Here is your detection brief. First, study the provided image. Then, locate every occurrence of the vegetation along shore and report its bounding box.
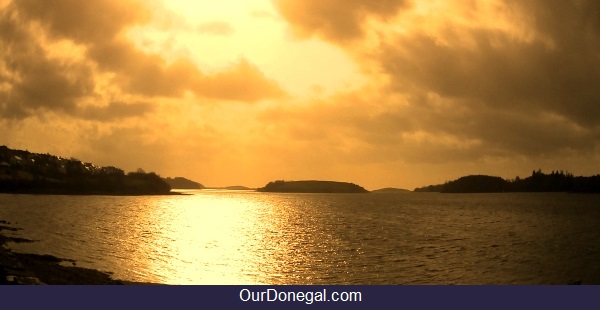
[0,145,173,195]
[414,170,600,193]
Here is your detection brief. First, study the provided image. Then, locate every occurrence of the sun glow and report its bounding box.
[124,0,366,98]
[141,191,276,284]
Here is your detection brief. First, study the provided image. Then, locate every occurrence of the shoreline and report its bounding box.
[0,220,157,285]
[0,191,184,196]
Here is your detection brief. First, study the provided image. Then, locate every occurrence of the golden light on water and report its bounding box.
[138,191,280,284]
[3,192,600,284]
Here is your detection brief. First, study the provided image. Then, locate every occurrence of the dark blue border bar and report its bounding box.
[0,285,597,310]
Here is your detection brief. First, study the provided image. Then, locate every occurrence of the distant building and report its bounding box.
[10,156,22,165]
[0,162,10,175]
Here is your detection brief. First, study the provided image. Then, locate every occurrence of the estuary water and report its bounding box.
[0,191,599,284]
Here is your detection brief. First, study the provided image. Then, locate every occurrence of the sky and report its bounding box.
[1,0,599,190]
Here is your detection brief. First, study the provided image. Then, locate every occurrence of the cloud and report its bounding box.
[272,0,411,43]
[0,7,94,118]
[89,38,284,101]
[256,81,600,172]
[197,21,235,36]
[13,0,151,44]
[196,59,286,102]
[0,0,285,121]
[78,101,155,122]
[272,0,600,167]
[370,0,600,159]
[87,38,199,97]
[379,26,600,127]
[3,0,600,190]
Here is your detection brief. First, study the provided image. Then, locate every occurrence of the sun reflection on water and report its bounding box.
[5,192,600,284]
[138,191,278,284]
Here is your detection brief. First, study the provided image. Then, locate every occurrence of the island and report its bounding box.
[203,185,254,190]
[414,170,600,193]
[223,186,253,190]
[371,187,411,193]
[257,180,369,193]
[0,145,171,195]
[162,177,204,189]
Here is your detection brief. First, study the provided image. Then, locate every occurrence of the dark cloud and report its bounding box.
[258,80,600,168]
[13,0,150,44]
[0,1,150,119]
[0,7,149,121]
[88,38,199,97]
[0,8,94,118]
[273,0,411,43]
[273,0,600,163]
[515,0,600,49]
[380,25,600,128]
[78,101,155,122]
[369,0,600,162]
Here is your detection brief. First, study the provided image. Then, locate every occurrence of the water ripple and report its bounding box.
[1,192,600,284]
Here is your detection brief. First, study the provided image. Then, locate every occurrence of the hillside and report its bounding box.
[371,187,411,193]
[163,177,203,189]
[224,186,253,190]
[414,170,600,193]
[257,180,369,193]
[0,145,171,195]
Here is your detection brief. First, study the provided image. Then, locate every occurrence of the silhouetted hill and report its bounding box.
[371,187,411,193]
[442,175,509,193]
[163,177,203,189]
[413,184,445,193]
[414,170,600,193]
[224,186,253,190]
[0,145,171,195]
[257,180,369,193]
[203,186,254,190]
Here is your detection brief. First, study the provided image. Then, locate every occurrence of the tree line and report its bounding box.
[414,170,600,193]
[0,145,171,195]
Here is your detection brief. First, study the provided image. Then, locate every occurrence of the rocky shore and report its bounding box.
[0,219,147,285]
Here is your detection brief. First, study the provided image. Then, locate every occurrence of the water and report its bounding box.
[0,191,599,284]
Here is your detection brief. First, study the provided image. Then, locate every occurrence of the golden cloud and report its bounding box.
[273,0,411,43]
[0,0,285,121]
[272,0,600,162]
